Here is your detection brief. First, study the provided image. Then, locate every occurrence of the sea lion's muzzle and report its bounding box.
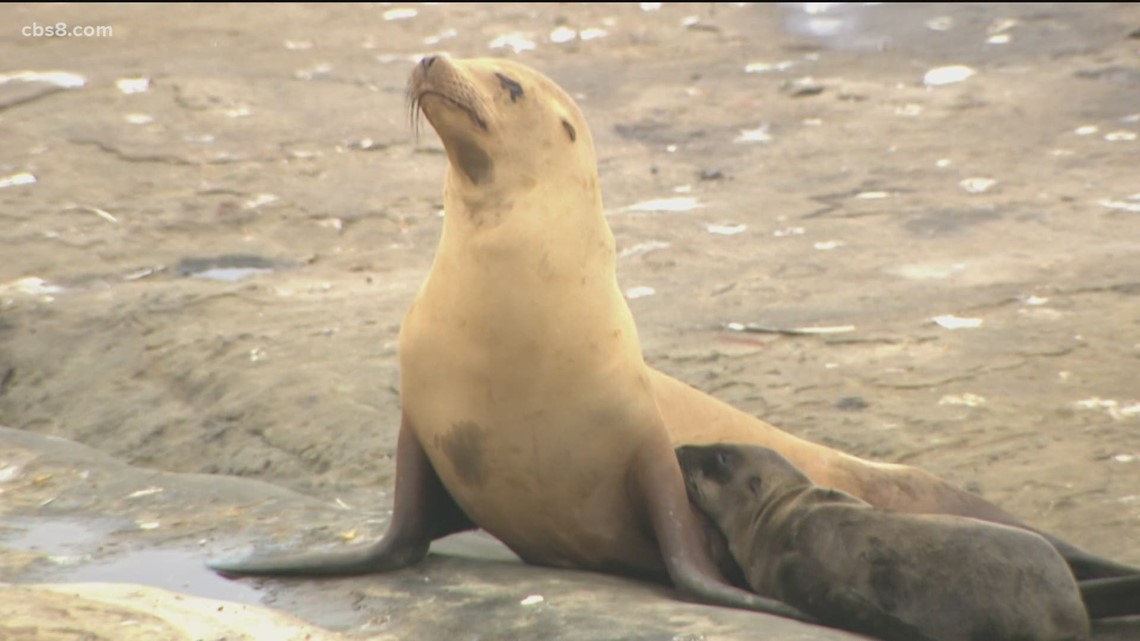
[408,56,489,132]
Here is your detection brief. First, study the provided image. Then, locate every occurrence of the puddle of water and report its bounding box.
[777,3,1107,59]
[190,267,274,282]
[781,2,880,50]
[2,518,110,554]
[1,517,266,605]
[66,548,267,605]
[176,255,285,282]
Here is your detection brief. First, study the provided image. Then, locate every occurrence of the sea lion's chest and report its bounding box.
[396,277,660,567]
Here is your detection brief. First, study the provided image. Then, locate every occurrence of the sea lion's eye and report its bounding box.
[749,477,763,495]
[495,73,524,102]
[561,119,577,142]
[715,450,730,467]
[709,448,733,480]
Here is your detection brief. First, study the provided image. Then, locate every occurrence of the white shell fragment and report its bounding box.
[625,197,700,213]
[116,77,150,94]
[1074,398,1140,421]
[0,172,37,189]
[127,487,164,499]
[1104,131,1137,142]
[938,393,986,407]
[923,65,976,87]
[707,223,746,235]
[734,125,772,143]
[520,595,545,606]
[931,314,983,329]
[550,26,577,43]
[0,70,87,88]
[925,16,954,32]
[1098,197,1140,213]
[772,227,805,237]
[618,240,670,258]
[423,29,457,46]
[625,286,656,300]
[1,277,63,297]
[382,8,417,21]
[725,323,855,335]
[959,177,996,194]
[745,61,795,74]
[489,33,536,53]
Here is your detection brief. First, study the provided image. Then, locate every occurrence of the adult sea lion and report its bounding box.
[677,443,1090,641]
[210,56,1139,619]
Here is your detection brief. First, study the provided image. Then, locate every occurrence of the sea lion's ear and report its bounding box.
[561,119,577,142]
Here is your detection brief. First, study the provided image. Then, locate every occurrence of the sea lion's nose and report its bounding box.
[420,55,438,71]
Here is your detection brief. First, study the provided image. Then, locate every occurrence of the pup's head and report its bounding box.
[676,444,810,521]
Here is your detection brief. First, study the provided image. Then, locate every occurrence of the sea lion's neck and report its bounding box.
[437,169,614,275]
[406,167,641,376]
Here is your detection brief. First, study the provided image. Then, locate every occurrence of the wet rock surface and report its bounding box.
[0,427,864,640]
[1,3,1138,639]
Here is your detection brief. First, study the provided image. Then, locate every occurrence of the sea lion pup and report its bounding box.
[209,56,1137,618]
[677,443,1091,641]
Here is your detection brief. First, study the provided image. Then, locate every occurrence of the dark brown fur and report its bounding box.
[678,444,1091,641]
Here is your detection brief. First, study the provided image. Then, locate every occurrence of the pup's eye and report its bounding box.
[495,73,524,102]
[561,119,577,142]
[715,450,730,468]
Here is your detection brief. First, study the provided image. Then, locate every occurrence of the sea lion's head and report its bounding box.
[408,56,599,222]
[676,444,811,523]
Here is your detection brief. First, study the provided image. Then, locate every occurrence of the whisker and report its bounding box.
[405,80,421,141]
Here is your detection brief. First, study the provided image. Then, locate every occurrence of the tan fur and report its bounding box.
[401,57,664,572]
[400,57,1019,576]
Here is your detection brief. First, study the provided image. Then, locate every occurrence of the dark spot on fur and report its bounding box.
[438,420,486,486]
[454,139,493,184]
[865,536,904,612]
[495,72,524,102]
[562,119,577,142]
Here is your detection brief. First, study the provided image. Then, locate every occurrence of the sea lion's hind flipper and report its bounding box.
[1080,574,1140,619]
[1033,531,1140,582]
[633,433,816,623]
[778,555,935,641]
[208,414,474,576]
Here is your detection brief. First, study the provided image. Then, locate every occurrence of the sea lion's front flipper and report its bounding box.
[208,414,474,576]
[1080,574,1140,619]
[630,431,816,623]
